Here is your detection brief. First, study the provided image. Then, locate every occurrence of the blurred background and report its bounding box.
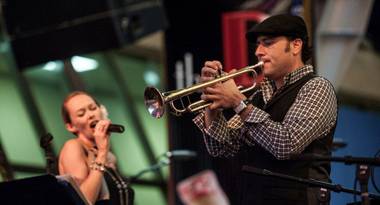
[0,0,379,204]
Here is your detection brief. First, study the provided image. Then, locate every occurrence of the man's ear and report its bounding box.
[65,123,77,133]
[292,38,303,56]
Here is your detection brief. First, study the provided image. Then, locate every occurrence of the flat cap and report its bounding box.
[246,14,308,43]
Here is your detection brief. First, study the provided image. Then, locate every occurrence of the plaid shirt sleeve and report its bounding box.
[193,111,243,157]
[193,77,337,160]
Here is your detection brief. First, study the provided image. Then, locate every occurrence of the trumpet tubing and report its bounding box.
[144,61,263,118]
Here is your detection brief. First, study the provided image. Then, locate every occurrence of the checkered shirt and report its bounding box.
[193,65,338,160]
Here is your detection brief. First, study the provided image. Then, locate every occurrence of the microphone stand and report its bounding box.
[242,166,380,203]
[129,150,197,182]
[292,154,380,205]
[124,156,170,205]
[39,133,57,175]
[292,154,380,166]
[357,164,371,205]
[129,157,169,182]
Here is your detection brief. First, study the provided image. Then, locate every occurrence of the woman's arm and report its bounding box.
[59,139,106,204]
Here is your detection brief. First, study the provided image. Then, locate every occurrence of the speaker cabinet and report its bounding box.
[1,0,167,69]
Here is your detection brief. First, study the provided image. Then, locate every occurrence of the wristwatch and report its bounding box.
[233,99,248,114]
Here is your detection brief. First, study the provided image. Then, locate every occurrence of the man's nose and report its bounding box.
[255,43,264,57]
[255,44,264,57]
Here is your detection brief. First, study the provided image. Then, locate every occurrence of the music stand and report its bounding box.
[0,174,89,205]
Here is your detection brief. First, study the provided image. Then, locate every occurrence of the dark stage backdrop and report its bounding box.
[163,1,249,204]
[1,0,167,69]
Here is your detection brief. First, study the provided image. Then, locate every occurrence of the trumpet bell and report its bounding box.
[144,86,165,118]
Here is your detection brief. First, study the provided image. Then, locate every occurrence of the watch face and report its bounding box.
[234,100,247,114]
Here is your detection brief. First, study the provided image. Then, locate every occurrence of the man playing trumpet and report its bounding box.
[193,14,338,205]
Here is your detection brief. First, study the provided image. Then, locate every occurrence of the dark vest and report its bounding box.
[238,73,336,205]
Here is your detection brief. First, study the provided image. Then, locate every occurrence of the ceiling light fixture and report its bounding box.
[71,56,98,72]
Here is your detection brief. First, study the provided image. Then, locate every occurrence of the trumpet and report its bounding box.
[144,61,263,118]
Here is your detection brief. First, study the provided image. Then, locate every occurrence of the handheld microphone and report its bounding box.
[90,122,125,133]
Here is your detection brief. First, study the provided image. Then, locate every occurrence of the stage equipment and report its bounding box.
[243,166,380,204]
[0,174,89,205]
[144,61,263,118]
[291,154,380,166]
[290,154,380,205]
[1,0,167,69]
[130,150,197,181]
[40,133,57,175]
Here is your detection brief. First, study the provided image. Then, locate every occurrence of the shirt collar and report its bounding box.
[260,64,314,103]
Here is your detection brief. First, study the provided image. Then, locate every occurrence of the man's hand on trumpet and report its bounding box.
[200,60,247,127]
[200,60,223,82]
[200,60,247,110]
[202,78,246,110]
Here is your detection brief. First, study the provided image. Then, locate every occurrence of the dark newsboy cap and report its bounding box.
[246,14,308,43]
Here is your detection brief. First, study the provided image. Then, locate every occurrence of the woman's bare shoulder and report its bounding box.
[60,138,84,157]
